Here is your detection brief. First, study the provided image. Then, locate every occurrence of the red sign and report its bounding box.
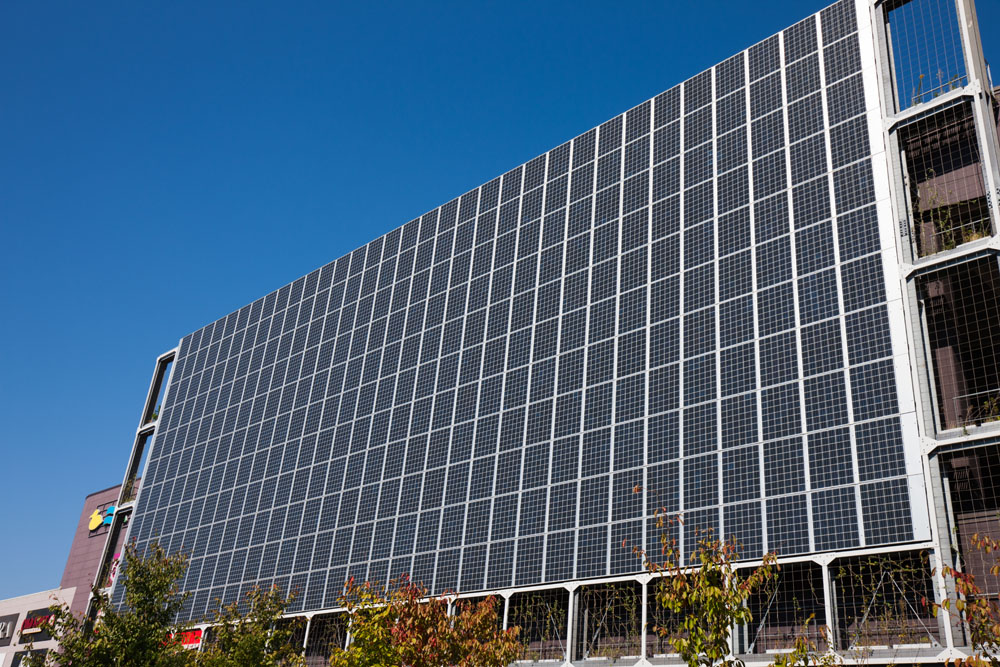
[20,613,52,634]
[177,629,202,649]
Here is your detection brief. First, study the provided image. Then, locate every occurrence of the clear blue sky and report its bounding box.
[1,0,997,599]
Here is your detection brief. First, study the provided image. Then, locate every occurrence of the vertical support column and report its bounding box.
[725,571,736,661]
[929,545,960,650]
[933,455,961,649]
[641,578,649,661]
[565,586,576,665]
[821,559,836,653]
[301,615,313,658]
[345,609,356,649]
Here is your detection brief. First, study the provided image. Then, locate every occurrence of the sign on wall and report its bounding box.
[20,609,54,643]
[178,628,202,649]
[89,504,115,532]
[0,613,18,647]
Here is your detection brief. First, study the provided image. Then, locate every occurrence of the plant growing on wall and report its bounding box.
[576,583,642,660]
[911,71,966,106]
[833,552,938,661]
[915,168,957,253]
[644,514,779,667]
[769,618,843,667]
[508,591,567,661]
[912,164,993,257]
[975,395,1000,425]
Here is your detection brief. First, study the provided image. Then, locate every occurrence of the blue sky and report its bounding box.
[1,1,997,599]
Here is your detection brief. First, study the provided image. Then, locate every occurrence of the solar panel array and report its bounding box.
[122,0,917,619]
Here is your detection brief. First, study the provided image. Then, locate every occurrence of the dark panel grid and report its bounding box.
[131,0,912,618]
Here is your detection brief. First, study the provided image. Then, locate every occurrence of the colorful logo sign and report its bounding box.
[89,505,115,532]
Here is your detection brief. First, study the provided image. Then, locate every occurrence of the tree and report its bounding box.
[646,515,778,667]
[328,576,520,667]
[24,541,307,667]
[935,532,1000,667]
[195,586,306,667]
[394,585,516,667]
[24,541,192,667]
[327,579,398,667]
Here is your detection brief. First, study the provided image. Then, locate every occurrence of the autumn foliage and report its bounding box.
[935,532,1000,667]
[328,576,519,667]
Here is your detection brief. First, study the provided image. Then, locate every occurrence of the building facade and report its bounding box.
[60,484,130,617]
[0,484,128,667]
[101,0,1000,662]
[0,589,75,667]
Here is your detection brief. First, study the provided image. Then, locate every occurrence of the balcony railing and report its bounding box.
[954,387,1000,428]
